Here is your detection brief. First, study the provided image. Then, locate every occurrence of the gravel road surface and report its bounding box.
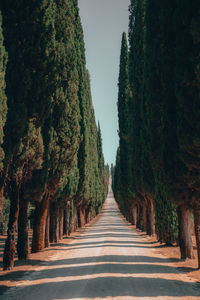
[1,187,200,299]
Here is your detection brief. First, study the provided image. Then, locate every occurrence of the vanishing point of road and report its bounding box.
[1,185,200,299]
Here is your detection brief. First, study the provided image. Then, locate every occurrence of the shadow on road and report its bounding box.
[0,191,199,298]
[1,277,199,298]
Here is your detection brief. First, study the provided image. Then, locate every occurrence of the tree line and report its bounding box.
[113,0,200,268]
[0,0,109,270]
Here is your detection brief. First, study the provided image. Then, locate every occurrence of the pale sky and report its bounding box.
[78,0,130,166]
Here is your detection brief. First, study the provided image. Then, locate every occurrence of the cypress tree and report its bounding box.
[62,159,79,235]
[97,123,107,208]
[32,0,81,253]
[0,11,7,234]
[174,0,200,267]
[75,67,106,222]
[111,163,115,192]
[144,0,178,244]
[97,122,104,180]
[75,69,92,211]
[128,0,155,231]
[113,147,120,200]
[116,32,131,217]
[1,0,56,269]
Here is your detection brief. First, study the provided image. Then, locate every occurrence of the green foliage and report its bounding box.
[45,0,81,192]
[0,11,7,172]
[174,1,200,195]
[143,0,179,242]
[76,69,106,211]
[69,197,74,233]
[97,122,104,178]
[17,0,82,205]
[115,0,182,243]
[113,147,120,201]
[47,0,107,215]
[63,159,79,199]
[1,0,57,190]
[115,33,131,208]
[128,0,146,200]
[0,0,107,247]
[2,197,9,231]
[154,177,178,244]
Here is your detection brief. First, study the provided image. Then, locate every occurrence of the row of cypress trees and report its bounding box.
[0,0,108,270]
[114,0,200,268]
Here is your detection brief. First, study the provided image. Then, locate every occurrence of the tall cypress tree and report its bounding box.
[1,0,56,269]
[31,0,81,253]
[97,122,104,180]
[117,32,131,215]
[174,0,200,267]
[97,123,108,203]
[128,0,156,232]
[0,11,7,234]
[144,0,178,244]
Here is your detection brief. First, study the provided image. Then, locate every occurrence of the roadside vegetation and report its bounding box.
[0,0,109,270]
[113,0,200,269]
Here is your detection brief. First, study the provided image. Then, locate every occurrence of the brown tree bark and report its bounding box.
[31,193,50,253]
[45,208,50,248]
[77,207,81,227]
[146,199,155,236]
[73,206,78,232]
[59,207,64,240]
[50,202,59,243]
[80,207,86,227]
[137,204,144,230]
[3,181,20,270]
[177,205,194,260]
[17,194,30,260]
[0,186,4,234]
[193,203,200,269]
[131,205,137,225]
[142,204,147,232]
[63,201,70,236]
[136,205,141,229]
[85,206,90,224]
[88,209,92,222]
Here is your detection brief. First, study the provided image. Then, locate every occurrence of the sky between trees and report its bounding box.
[78,0,130,166]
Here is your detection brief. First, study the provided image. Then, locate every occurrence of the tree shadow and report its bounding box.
[0,254,194,282]
[51,240,158,249]
[1,277,199,298]
[70,233,146,239]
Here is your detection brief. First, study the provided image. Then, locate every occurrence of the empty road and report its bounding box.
[1,186,200,299]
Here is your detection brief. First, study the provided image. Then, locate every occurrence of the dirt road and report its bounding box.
[1,188,200,299]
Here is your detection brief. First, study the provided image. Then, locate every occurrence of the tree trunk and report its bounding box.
[142,204,147,232]
[31,193,50,253]
[80,207,86,227]
[73,206,78,232]
[77,207,81,227]
[50,202,59,243]
[131,205,137,225]
[136,205,140,229]
[193,203,200,269]
[146,200,155,236]
[85,206,90,224]
[137,204,143,230]
[88,209,92,222]
[177,205,194,260]
[63,208,67,235]
[0,186,4,234]
[45,208,50,248]
[63,201,70,236]
[59,207,63,240]
[17,194,30,260]
[3,181,20,270]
